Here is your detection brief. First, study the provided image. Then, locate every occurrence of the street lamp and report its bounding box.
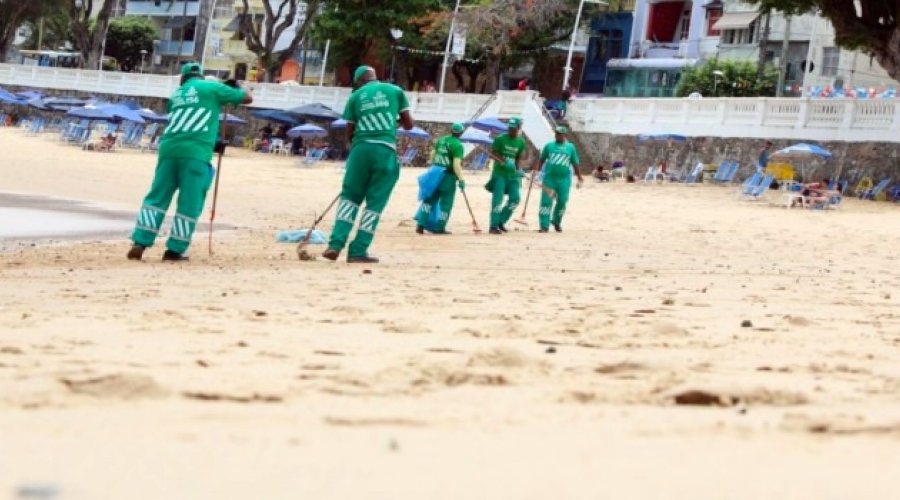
[140,49,148,73]
[563,0,607,92]
[439,0,462,94]
[712,70,725,96]
[389,28,403,83]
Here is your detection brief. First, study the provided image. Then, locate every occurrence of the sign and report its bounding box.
[451,29,466,57]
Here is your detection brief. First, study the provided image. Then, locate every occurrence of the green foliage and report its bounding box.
[104,17,158,72]
[675,59,778,97]
[21,3,72,51]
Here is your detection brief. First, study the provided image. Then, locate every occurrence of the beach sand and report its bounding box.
[2,127,900,499]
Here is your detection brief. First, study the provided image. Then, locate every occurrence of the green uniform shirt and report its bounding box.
[491,133,526,178]
[432,135,465,173]
[540,140,580,177]
[158,78,246,163]
[343,80,410,150]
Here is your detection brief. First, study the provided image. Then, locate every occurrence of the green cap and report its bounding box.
[451,122,465,134]
[555,126,569,134]
[353,65,374,83]
[181,61,202,77]
[507,117,522,129]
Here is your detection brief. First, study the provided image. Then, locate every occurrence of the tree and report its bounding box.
[455,0,580,93]
[750,0,900,81]
[105,16,157,72]
[67,0,117,69]
[312,0,443,84]
[0,0,66,61]
[21,2,72,51]
[675,59,778,97]
[239,0,321,83]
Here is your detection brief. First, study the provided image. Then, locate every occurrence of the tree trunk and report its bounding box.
[0,3,30,62]
[481,53,501,94]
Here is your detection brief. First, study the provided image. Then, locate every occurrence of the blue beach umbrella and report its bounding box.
[287,123,327,138]
[637,133,688,143]
[42,96,88,111]
[771,143,834,160]
[0,89,25,105]
[466,116,508,134]
[397,126,431,140]
[98,103,146,123]
[287,102,341,120]
[138,108,168,123]
[66,106,117,121]
[459,128,493,145]
[15,90,44,100]
[219,113,247,125]
[330,119,348,129]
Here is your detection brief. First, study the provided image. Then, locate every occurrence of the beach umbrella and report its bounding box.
[771,143,834,181]
[66,105,117,121]
[219,113,247,125]
[15,90,44,100]
[287,102,341,120]
[770,143,834,160]
[637,133,688,143]
[466,116,508,134]
[397,126,431,140]
[27,97,52,111]
[0,88,25,105]
[330,119,348,129]
[42,96,88,111]
[98,103,146,123]
[459,128,493,146]
[138,108,168,123]
[287,123,327,139]
[251,108,301,125]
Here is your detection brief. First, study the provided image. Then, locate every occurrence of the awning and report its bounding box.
[223,13,264,32]
[712,11,759,31]
[606,58,699,69]
[163,16,193,29]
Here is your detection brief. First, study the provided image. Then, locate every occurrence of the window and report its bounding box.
[721,25,755,45]
[214,0,234,18]
[707,8,722,36]
[822,47,840,76]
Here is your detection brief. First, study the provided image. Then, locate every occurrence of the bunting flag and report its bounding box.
[394,44,557,64]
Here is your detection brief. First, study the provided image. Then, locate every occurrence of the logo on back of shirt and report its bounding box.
[164,105,213,135]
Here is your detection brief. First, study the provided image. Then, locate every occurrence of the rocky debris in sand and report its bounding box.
[545,346,557,354]
[60,373,169,400]
[1,346,24,355]
[196,359,209,367]
[467,347,531,369]
[362,269,372,275]
[784,315,813,326]
[252,310,268,317]
[670,386,808,407]
[182,391,283,403]
[662,298,675,306]
[741,320,753,328]
[595,361,644,375]
[315,349,346,356]
[324,417,424,427]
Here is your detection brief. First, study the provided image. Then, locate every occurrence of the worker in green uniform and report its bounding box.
[486,117,526,234]
[416,122,466,235]
[322,66,414,263]
[536,126,584,233]
[127,62,252,262]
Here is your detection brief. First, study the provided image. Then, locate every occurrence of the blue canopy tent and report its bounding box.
[330,119,348,129]
[466,116,508,134]
[287,103,341,121]
[15,90,44,100]
[138,108,168,123]
[98,103,146,123]
[251,108,301,125]
[0,89,25,105]
[42,96,88,111]
[27,97,52,111]
[397,126,431,140]
[459,128,493,145]
[66,106,119,122]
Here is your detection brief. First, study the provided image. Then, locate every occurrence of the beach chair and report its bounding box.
[400,147,418,167]
[269,138,289,156]
[643,165,663,183]
[737,172,762,196]
[465,151,489,173]
[858,178,890,200]
[712,161,729,182]
[742,174,774,200]
[301,147,328,165]
[680,162,704,184]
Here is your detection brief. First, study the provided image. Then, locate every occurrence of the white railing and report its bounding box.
[568,97,900,142]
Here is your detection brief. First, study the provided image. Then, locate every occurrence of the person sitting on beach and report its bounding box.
[592,164,610,182]
[797,178,841,207]
[94,132,117,152]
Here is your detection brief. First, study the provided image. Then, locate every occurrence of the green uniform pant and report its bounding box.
[539,174,571,230]
[131,157,213,254]
[328,142,400,257]
[487,174,521,228]
[416,174,456,232]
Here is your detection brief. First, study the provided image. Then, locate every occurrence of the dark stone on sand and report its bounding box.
[741,320,753,328]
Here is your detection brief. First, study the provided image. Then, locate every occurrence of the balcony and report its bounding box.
[126,0,200,17]
[157,40,196,56]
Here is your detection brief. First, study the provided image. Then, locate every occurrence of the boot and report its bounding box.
[322,248,340,261]
[498,223,508,233]
[126,244,145,261]
[162,250,189,262]
[553,223,562,233]
[347,254,379,264]
[489,227,503,235]
[415,225,425,235]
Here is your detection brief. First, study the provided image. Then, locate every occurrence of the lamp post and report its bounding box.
[389,28,403,83]
[712,70,724,96]
[563,0,606,92]
[140,49,148,73]
[439,0,461,94]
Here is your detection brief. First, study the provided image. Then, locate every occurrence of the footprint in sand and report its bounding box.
[59,373,169,400]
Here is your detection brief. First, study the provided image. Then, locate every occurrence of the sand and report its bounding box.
[1,127,900,499]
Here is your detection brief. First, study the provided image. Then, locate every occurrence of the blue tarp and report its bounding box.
[467,117,508,133]
[275,229,327,244]
[398,126,431,140]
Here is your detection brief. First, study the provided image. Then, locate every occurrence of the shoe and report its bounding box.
[322,248,340,261]
[553,224,562,233]
[489,227,503,235]
[162,250,189,262]
[347,255,379,264]
[415,225,425,235]
[538,228,549,233]
[430,229,452,235]
[126,244,145,261]
[498,223,508,233]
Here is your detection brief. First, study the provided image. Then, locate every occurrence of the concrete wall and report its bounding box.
[573,130,900,186]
